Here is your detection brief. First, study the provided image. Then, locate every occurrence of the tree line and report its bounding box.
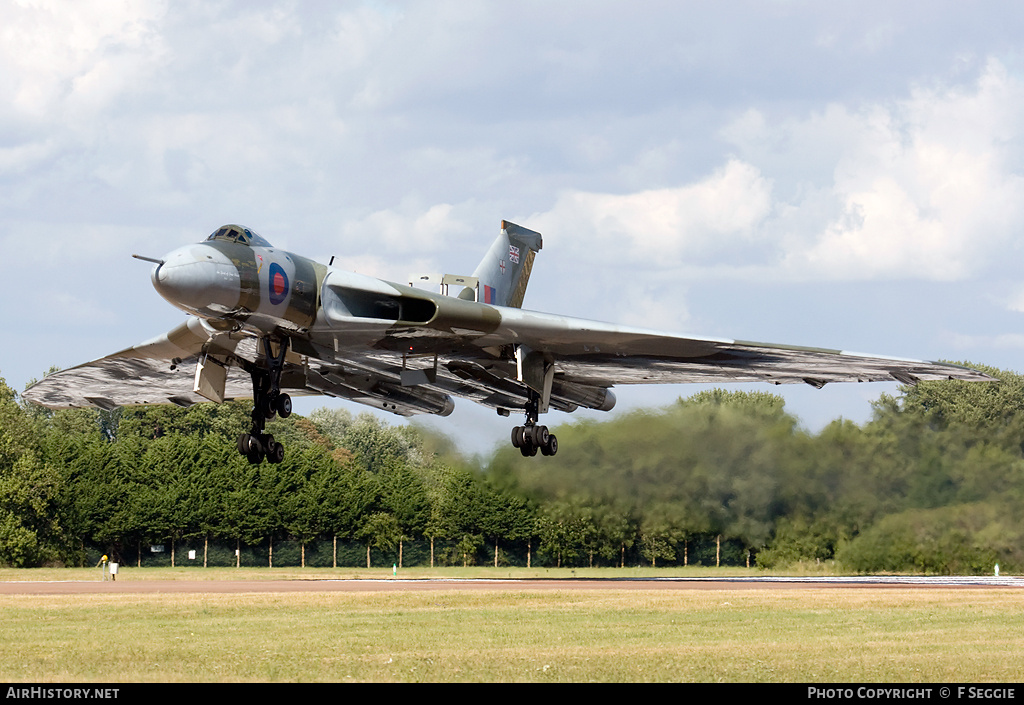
[2,362,1023,573]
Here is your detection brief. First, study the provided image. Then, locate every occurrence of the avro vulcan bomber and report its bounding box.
[24,221,994,463]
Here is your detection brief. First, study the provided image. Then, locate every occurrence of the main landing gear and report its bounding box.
[237,336,292,465]
[510,390,558,457]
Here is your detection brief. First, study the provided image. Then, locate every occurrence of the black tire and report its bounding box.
[237,433,251,456]
[531,425,550,447]
[268,440,285,464]
[246,435,265,465]
[276,393,292,419]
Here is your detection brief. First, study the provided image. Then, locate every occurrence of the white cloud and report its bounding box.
[40,291,120,327]
[1001,284,1024,314]
[607,289,692,334]
[526,58,1024,285]
[0,139,58,174]
[531,159,773,268]
[343,202,461,250]
[340,202,477,252]
[0,0,167,119]
[947,332,1024,351]
[777,60,1024,281]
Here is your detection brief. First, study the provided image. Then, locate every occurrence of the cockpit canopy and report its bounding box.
[206,224,271,248]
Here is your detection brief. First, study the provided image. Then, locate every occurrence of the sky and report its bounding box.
[3,1,1024,456]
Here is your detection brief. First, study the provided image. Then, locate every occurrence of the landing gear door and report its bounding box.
[516,345,554,414]
[194,353,228,403]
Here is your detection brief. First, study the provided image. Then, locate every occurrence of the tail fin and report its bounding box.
[459,220,543,308]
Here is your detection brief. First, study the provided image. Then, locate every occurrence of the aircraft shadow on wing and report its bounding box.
[23,221,996,463]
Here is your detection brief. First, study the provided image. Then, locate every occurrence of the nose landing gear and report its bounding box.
[237,430,285,465]
[238,335,292,465]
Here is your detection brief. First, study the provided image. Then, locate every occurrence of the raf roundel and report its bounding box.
[268,262,289,305]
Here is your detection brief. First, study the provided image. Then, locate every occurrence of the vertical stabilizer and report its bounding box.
[459,220,543,308]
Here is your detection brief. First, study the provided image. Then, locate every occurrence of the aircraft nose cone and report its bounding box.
[152,246,240,316]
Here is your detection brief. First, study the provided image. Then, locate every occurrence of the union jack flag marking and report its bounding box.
[508,245,520,264]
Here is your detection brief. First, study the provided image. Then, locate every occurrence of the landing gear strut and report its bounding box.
[510,390,557,457]
[237,336,292,465]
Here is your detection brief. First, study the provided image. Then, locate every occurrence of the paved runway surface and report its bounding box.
[0,575,1020,595]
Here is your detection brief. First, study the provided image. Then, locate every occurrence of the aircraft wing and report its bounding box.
[481,308,993,388]
[24,305,994,417]
[22,317,263,410]
[23,314,458,416]
[295,306,995,419]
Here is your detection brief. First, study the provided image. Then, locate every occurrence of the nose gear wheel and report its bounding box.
[237,335,291,464]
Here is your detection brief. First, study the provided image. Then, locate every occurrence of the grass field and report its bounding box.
[0,567,1021,682]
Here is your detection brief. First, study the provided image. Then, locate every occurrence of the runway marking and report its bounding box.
[313,575,1024,587]
[0,575,1020,595]
[664,576,1024,587]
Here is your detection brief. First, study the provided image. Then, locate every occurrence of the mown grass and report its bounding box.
[0,569,1021,682]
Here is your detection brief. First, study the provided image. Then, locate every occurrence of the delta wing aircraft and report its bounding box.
[24,221,994,463]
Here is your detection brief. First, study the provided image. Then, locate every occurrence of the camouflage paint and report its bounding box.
[205,240,325,330]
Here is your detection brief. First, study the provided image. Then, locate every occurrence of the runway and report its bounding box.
[0,575,1020,595]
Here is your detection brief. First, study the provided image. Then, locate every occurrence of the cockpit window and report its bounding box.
[206,224,272,248]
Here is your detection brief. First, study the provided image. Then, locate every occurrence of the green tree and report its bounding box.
[0,451,66,566]
[358,512,401,567]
